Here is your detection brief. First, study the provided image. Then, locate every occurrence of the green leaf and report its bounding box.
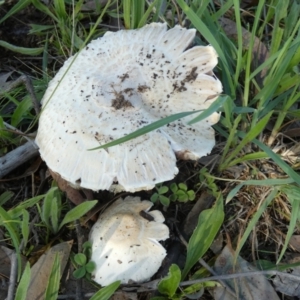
[182,194,224,279]
[158,264,181,297]
[0,191,14,206]
[235,189,278,258]
[74,253,87,266]
[21,209,29,247]
[170,183,178,193]
[11,96,32,127]
[44,254,60,300]
[85,261,96,273]
[277,185,300,263]
[14,262,31,300]
[158,186,169,194]
[151,193,159,203]
[187,191,195,201]
[42,187,57,229]
[0,0,31,24]
[178,183,187,191]
[58,200,97,231]
[51,197,59,233]
[89,280,120,300]
[170,194,177,202]
[176,191,188,202]
[73,267,86,279]
[0,40,43,55]
[159,195,170,207]
[89,95,226,151]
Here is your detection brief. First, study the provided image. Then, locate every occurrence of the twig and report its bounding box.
[4,249,17,300]
[179,270,300,286]
[0,141,39,178]
[0,75,40,115]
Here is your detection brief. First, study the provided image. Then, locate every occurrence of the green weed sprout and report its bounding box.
[151,183,195,207]
[73,241,96,280]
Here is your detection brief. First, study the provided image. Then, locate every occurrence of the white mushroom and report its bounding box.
[89,196,169,286]
[36,23,222,192]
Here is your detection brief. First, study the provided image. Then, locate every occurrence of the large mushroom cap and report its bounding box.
[36,23,222,192]
[89,196,169,286]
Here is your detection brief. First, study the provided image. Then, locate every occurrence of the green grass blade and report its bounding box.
[188,95,228,125]
[89,280,120,300]
[226,178,295,204]
[123,0,131,29]
[223,111,273,166]
[137,0,160,28]
[9,194,45,219]
[247,135,300,185]
[0,0,31,24]
[44,254,60,300]
[58,200,97,231]
[51,197,59,234]
[235,189,278,257]
[21,209,29,248]
[0,191,14,206]
[15,262,31,300]
[90,96,226,151]
[182,194,224,279]
[0,40,43,55]
[277,185,300,263]
[176,0,235,96]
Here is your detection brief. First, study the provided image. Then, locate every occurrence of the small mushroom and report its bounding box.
[89,196,169,286]
[36,23,222,192]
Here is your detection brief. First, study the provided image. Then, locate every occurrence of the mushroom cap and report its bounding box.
[89,196,169,286]
[36,23,222,192]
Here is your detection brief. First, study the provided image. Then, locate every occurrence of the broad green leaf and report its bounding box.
[158,186,168,194]
[89,280,120,300]
[74,253,87,266]
[158,264,181,297]
[73,267,86,279]
[178,183,187,191]
[0,40,43,55]
[159,195,170,207]
[0,191,14,206]
[182,194,224,279]
[58,200,97,230]
[85,261,96,273]
[187,190,195,200]
[151,193,159,203]
[15,262,31,300]
[44,254,60,300]
[170,183,178,193]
